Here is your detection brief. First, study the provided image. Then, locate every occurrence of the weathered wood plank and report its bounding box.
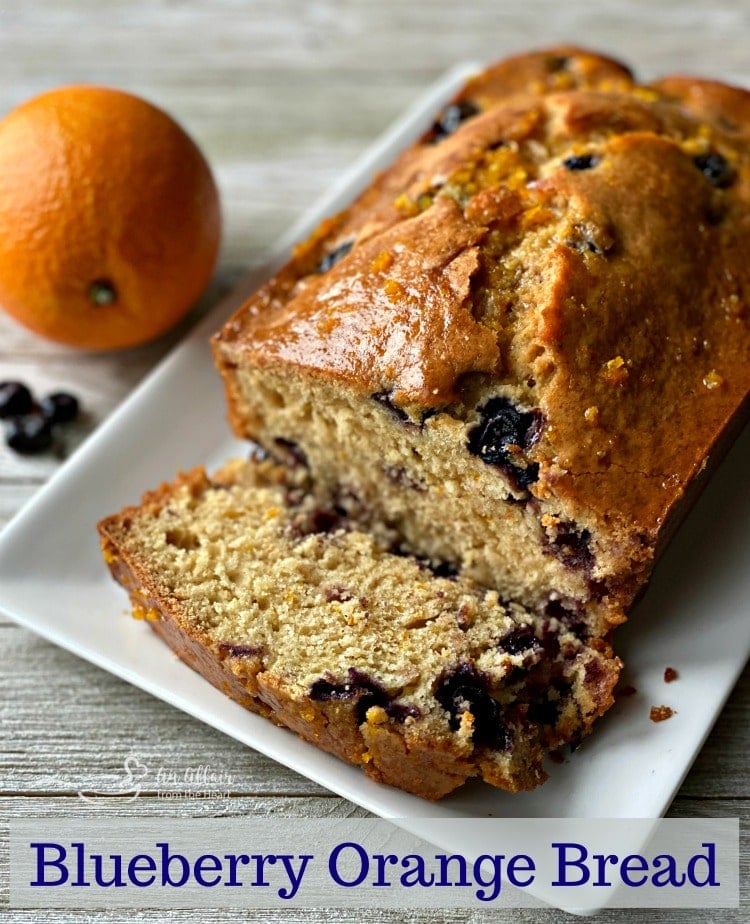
[0,794,745,821]
[0,0,748,82]
[0,910,742,924]
[678,664,750,800]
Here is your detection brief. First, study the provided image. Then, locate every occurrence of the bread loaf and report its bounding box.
[101,46,750,798]
[213,46,750,639]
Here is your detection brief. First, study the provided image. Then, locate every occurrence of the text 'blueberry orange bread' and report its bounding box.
[213,46,750,639]
[98,458,619,799]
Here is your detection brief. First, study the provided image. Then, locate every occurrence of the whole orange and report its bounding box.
[0,85,221,349]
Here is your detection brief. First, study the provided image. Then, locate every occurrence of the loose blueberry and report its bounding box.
[510,462,541,490]
[309,669,383,710]
[435,663,511,749]
[40,391,80,425]
[316,239,354,274]
[468,398,542,462]
[0,381,33,419]
[5,413,53,454]
[693,152,734,188]
[430,100,480,142]
[562,153,599,171]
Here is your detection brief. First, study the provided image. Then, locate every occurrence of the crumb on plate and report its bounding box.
[650,705,675,722]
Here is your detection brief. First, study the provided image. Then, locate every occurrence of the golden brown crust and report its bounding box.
[221,196,499,406]
[459,45,634,103]
[213,47,750,620]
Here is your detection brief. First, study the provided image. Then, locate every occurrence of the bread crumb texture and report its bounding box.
[99,459,620,798]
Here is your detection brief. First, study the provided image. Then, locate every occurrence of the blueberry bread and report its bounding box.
[98,458,619,799]
[213,46,750,639]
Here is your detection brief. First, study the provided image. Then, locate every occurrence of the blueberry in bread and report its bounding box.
[101,46,750,799]
[212,46,750,640]
[98,458,619,799]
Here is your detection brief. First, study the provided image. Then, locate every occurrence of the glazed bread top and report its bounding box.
[214,47,750,581]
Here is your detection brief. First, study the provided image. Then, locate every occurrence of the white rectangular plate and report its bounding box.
[0,66,748,843]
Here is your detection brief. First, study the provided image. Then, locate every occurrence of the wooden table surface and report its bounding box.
[0,2,748,921]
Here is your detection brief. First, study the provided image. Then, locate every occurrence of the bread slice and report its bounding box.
[98,458,619,800]
[212,47,750,639]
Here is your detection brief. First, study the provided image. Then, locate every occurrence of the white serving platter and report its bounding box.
[0,64,748,912]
